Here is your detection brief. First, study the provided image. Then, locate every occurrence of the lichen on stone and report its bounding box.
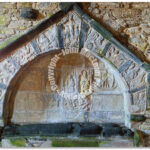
[0,34,21,50]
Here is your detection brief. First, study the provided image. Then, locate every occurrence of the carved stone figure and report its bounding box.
[79,70,90,94]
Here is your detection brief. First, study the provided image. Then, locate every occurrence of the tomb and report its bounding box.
[0,3,150,147]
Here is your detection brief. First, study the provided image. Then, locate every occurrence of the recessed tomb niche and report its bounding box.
[10,49,125,125]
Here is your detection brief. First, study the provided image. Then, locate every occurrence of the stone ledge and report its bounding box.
[2,123,133,138]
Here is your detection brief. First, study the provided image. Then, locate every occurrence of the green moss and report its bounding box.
[0,34,21,50]
[0,16,7,26]
[9,138,26,147]
[99,49,103,56]
[134,131,140,147]
[48,12,53,17]
[51,140,99,147]
[140,42,148,52]
[99,140,110,146]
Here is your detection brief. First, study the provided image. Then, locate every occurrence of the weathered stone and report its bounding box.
[131,90,147,112]
[0,9,9,15]
[84,28,108,53]
[0,58,18,85]
[91,95,124,111]
[17,2,32,8]
[124,26,149,53]
[35,26,59,53]
[0,15,10,26]
[8,20,32,30]
[112,8,141,19]
[105,45,131,70]
[11,42,37,66]
[1,139,16,148]
[122,62,147,90]
[89,111,125,124]
[36,2,58,10]
[140,124,150,130]
[129,105,140,113]
[0,2,17,9]
[60,12,82,49]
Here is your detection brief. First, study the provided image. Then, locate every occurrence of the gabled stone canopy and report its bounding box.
[0,3,150,133]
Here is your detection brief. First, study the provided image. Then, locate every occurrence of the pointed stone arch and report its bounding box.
[0,3,149,132]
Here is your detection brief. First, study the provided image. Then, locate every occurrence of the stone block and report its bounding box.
[91,94,124,111]
[121,62,147,90]
[131,3,149,8]
[131,90,147,112]
[60,12,82,49]
[18,70,42,92]
[8,20,32,29]
[0,58,18,85]
[11,112,28,124]
[11,43,37,66]
[17,2,32,8]
[88,111,124,124]
[35,26,59,53]
[0,3,16,9]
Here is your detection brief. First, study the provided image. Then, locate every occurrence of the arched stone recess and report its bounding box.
[0,4,149,133]
[5,50,125,126]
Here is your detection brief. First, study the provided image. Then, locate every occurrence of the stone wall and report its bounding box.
[0,2,60,49]
[83,2,150,62]
[1,2,150,63]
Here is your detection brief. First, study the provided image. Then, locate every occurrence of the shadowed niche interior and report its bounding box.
[1,49,129,138]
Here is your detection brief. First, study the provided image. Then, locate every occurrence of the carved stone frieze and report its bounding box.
[60,12,82,49]
[35,25,59,53]
[122,62,147,90]
[131,89,147,112]
[0,59,18,85]
[84,28,108,53]
[105,45,130,69]
[11,43,37,66]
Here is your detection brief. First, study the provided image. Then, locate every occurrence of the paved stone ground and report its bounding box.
[1,136,134,148]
